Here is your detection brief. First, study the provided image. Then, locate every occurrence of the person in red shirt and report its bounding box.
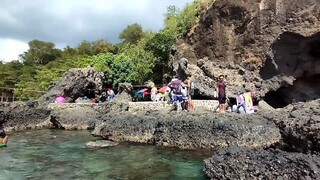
[216,75,226,113]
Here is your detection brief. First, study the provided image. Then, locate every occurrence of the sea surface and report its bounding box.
[0,129,209,179]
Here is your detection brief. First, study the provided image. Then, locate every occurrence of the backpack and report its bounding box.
[169,80,182,94]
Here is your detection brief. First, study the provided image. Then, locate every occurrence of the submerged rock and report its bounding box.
[204,147,320,179]
[85,140,118,148]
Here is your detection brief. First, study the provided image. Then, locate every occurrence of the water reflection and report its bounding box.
[0,129,207,179]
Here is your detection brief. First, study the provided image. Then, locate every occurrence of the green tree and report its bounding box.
[76,40,93,56]
[163,2,201,38]
[62,45,77,57]
[0,60,23,97]
[163,5,181,37]
[19,40,61,65]
[92,39,114,55]
[145,32,175,83]
[119,23,145,44]
[121,40,156,84]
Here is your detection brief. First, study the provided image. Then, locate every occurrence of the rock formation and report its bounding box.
[38,67,105,105]
[92,110,281,150]
[204,147,320,179]
[262,99,320,154]
[171,0,320,108]
[50,107,96,130]
[0,101,51,131]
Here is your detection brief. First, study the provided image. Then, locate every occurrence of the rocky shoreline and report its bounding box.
[1,98,320,179]
[0,0,319,178]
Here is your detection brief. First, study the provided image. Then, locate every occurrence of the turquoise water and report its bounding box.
[0,129,208,180]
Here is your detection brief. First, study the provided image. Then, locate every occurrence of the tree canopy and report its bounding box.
[0,0,208,100]
[119,23,145,44]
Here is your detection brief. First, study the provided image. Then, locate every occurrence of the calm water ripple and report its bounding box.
[0,129,208,180]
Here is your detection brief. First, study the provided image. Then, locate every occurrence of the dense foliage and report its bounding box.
[0,0,211,100]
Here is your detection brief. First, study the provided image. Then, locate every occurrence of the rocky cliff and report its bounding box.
[37,67,105,105]
[172,0,320,108]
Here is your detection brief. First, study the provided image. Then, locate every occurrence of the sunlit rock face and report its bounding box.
[171,0,320,108]
[38,67,105,105]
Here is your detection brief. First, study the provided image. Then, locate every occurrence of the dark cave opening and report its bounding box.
[260,56,280,80]
[260,32,320,108]
[264,74,320,108]
[308,40,320,58]
[264,90,290,109]
[85,83,97,99]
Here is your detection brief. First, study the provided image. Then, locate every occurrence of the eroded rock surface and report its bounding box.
[263,99,320,154]
[50,107,97,130]
[0,101,51,131]
[38,68,105,105]
[204,147,320,179]
[92,110,281,150]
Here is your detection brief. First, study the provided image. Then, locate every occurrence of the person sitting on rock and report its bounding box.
[236,93,246,113]
[107,88,115,101]
[0,129,8,147]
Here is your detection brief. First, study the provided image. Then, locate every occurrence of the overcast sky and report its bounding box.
[0,0,193,62]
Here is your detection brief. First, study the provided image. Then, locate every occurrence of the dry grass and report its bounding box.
[241,52,262,70]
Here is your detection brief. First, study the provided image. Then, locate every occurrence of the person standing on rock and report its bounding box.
[184,75,191,95]
[168,75,183,111]
[216,75,227,113]
[150,85,158,102]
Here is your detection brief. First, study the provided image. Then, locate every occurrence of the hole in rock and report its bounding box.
[264,90,289,109]
[85,83,97,99]
[308,40,320,58]
[264,74,320,108]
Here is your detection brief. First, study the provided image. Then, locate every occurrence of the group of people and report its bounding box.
[165,75,195,111]
[55,88,115,104]
[215,74,253,113]
[91,88,115,103]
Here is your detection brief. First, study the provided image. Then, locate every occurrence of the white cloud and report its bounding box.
[0,0,194,62]
[0,39,28,62]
